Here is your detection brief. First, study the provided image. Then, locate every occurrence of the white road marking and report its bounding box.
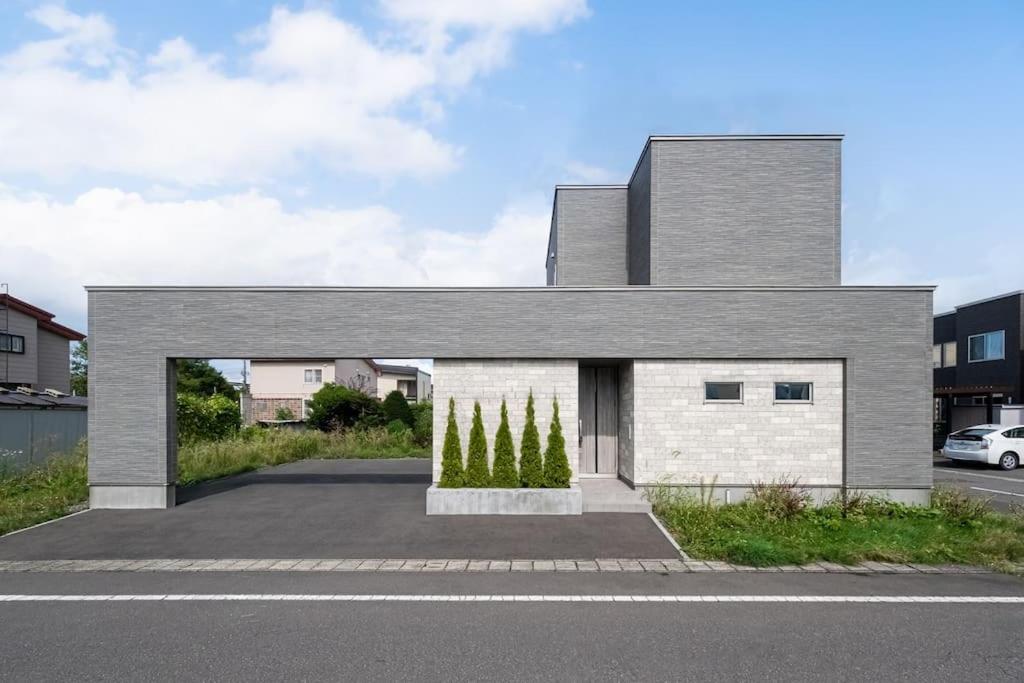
[970,486,1024,499]
[935,469,1024,485]
[0,509,91,538]
[0,594,1022,603]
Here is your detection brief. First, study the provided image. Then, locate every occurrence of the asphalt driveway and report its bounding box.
[0,458,675,560]
[933,456,1024,513]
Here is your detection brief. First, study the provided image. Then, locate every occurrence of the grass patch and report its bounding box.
[176,426,429,485]
[0,427,429,536]
[650,483,1024,571]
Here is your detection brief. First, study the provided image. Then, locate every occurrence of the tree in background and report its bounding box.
[464,401,491,487]
[438,398,464,487]
[491,399,518,487]
[306,383,383,432]
[382,389,415,427]
[519,390,544,487]
[70,338,88,396]
[176,360,238,401]
[411,401,433,448]
[177,393,240,443]
[274,405,296,421]
[543,397,571,488]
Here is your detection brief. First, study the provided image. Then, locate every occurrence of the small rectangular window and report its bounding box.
[775,382,813,402]
[0,333,25,354]
[943,341,956,367]
[304,369,322,383]
[705,382,742,402]
[968,330,1004,362]
[932,344,941,368]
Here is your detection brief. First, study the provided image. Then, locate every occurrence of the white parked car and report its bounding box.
[942,424,1023,471]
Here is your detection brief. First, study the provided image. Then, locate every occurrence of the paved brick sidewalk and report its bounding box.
[0,559,1006,574]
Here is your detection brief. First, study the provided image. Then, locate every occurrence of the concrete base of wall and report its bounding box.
[426,484,582,515]
[636,485,932,507]
[90,485,175,509]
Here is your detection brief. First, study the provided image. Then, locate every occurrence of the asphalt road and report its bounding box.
[933,457,1024,512]
[2,571,1023,681]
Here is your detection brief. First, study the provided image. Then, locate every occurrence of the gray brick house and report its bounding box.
[86,134,933,509]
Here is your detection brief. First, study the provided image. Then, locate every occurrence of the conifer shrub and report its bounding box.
[543,397,571,488]
[519,390,544,488]
[382,390,415,427]
[438,397,464,487]
[491,399,518,487]
[464,401,491,487]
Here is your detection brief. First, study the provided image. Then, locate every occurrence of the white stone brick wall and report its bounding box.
[633,360,843,486]
[432,360,579,483]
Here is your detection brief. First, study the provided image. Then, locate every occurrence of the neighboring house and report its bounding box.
[377,364,432,403]
[86,134,934,509]
[246,358,380,423]
[933,290,1023,434]
[0,294,85,394]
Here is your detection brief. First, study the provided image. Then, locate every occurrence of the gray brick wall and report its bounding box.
[87,285,932,492]
[649,137,841,286]
[627,146,652,285]
[552,188,628,286]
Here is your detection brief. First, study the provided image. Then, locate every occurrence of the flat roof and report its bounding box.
[86,285,935,293]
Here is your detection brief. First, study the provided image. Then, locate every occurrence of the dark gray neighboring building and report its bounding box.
[1,293,85,394]
[86,134,933,509]
[933,290,1024,433]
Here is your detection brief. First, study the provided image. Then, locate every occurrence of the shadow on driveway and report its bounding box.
[0,459,677,560]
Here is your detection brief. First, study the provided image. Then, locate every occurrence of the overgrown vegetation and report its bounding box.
[491,399,518,487]
[177,393,241,443]
[0,427,430,535]
[305,383,383,432]
[274,406,296,421]
[411,401,432,448]
[650,481,1024,570]
[464,401,491,487]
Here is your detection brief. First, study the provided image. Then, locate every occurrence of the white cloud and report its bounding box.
[844,241,1024,313]
[564,160,618,184]
[0,2,589,186]
[0,184,550,324]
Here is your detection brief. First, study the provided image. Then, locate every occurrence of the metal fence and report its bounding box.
[0,409,87,473]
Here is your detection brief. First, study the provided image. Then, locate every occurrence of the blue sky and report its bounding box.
[1,1,1022,379]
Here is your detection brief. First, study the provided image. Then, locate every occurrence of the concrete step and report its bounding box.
[579,478,652,513]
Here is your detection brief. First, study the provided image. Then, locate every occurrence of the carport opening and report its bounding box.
[170,357,434,502]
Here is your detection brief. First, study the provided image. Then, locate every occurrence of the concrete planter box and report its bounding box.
[426,484,582,515]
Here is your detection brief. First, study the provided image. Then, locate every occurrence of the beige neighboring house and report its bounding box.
[377,364,433,404]
[245,358,380,424]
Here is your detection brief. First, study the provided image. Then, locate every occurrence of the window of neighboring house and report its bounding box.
[943,341,957,368]
[704,382,742,402]
[932,344,942,368]
[774,382,813,402]
[968,330,1004,363]
[0,333,25,353]
[304,369,323,384]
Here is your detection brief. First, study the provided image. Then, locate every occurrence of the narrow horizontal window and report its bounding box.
[967,330,1004,362]
[704,382,742,402]
[775,382,813,402]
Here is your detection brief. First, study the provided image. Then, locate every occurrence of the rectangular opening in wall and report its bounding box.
[704,381,742,402]
[774,382,813,402]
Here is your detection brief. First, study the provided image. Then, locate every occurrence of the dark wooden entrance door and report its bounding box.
[578,366,618,475]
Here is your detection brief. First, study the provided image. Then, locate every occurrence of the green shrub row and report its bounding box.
[438,391,571,489]
[177,393,241,443]
[305,385,432,448]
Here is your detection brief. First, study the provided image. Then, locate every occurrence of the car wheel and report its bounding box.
[999,452,1019,471]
